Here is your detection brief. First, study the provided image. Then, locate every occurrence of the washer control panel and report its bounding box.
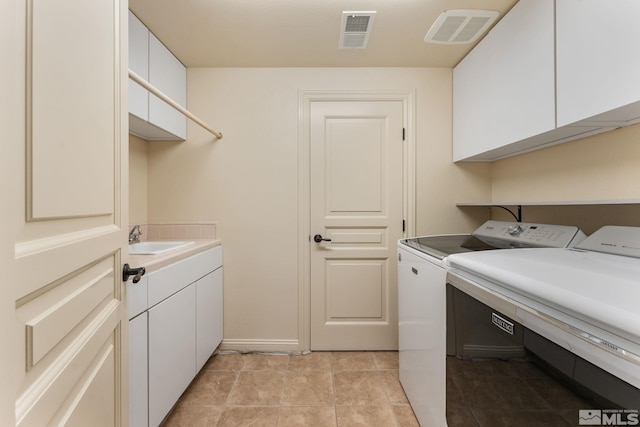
[472,220,586,248]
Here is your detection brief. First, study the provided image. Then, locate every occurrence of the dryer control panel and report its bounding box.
[576,225,640,258]
[472,220,586,249]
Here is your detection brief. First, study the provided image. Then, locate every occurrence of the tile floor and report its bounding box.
[162,351,420,427]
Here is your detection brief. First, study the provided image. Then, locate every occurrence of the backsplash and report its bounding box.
[130,222,217,241]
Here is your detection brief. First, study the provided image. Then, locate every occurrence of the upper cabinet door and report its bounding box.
[128,11,149,121]
[453,0,556,162]
[148,34,187,140]
[556,0,640,127]
[128,12,187,141]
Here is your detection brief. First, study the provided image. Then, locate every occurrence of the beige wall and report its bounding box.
[489,123,640,234]
[491,124,640,202]
[144,67,491,350]
[129,135,148,226]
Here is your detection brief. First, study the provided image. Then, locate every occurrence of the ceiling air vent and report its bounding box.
[340,11,376,49]
[424,9,499,44]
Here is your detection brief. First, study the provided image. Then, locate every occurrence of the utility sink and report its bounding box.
[129,241,194,255]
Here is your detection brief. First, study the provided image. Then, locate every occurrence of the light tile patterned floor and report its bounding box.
[162,351,420,427]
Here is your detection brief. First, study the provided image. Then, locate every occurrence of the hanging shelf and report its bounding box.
[456,199,640,222]
[456,199,640,207]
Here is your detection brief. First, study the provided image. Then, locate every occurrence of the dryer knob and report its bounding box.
[507,223,523,236]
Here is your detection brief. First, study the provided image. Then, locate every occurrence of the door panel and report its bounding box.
[310,100,403,350]
[10,0,128,425]
[29,0,116,219]
[16,306,121,426]
[61,343,115,427]
[327,120,384,212]
[18,258,115,368]
[327,261,384,318]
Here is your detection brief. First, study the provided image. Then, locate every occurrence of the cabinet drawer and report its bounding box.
[148,246,222,307]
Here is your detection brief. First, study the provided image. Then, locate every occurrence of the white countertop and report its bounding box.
[128,239,221,273]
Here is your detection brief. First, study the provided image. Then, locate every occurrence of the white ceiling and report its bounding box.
[128,0,518,68]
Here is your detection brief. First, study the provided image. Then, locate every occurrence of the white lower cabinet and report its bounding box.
[196,268,224,371]
[129,313,148,427]
[128,246,223,427]
[148,284,197,427]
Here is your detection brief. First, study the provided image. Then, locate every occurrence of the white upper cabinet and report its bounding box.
[148,33,187,139]
[453,0,640,162]
[128,11,186,141]
[128,12,149,121]
[453,0,556,162]
[556,0,640,127]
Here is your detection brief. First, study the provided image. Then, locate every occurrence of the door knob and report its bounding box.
[313,234,332,243]
[123,263,146,283]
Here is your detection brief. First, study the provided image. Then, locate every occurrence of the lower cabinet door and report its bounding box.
[196,268,224,371]
[148,285,196,427]
[129,313,148,427]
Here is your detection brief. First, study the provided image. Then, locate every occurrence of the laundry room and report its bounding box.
[2,0,640,426]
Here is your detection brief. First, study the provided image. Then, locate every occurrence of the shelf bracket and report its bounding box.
[494,205,522,222]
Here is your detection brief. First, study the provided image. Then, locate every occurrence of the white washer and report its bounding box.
[397,220,585,427]
[446,225,640,407]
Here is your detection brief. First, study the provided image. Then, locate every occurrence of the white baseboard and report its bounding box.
[219,338,303,354]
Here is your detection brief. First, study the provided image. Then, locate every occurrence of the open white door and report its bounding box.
[1,0,128,425]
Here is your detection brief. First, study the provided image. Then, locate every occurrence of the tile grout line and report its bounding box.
[329,352,339,427]
[274,356,291,427]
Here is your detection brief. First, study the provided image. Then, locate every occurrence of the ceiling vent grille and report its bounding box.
[340,11,376,49]
[424,9,499,44]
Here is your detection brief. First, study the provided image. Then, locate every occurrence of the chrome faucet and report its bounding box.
[129,225,142,243]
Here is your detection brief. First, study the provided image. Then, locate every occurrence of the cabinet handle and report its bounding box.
[123,263,146,283]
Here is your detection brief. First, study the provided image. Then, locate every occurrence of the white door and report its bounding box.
[1,0,128,425]
[309,99,405,350]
